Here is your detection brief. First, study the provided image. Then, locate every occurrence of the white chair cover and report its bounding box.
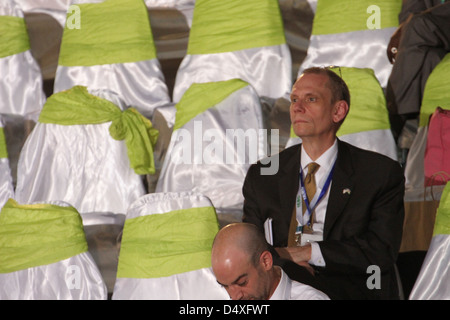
[409,182,450,300]
[15,88,147,215]
[287,67,398,161]
[298,0,402,88]
[156,80,267,217]
[0,199,107,300]
[0,0,45,121]
[54,0,171,119]
[112,192,228,300]
[172,0,292,102]
[14,0,70,27]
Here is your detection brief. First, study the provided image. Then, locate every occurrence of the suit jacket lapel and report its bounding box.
[278,145,301,226]
[324,140,354,239]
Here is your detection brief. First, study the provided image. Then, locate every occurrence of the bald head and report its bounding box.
[212,223,270,267]
[211,223,276,300]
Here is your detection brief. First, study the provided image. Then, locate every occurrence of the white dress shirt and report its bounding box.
[297,139,338,267]
[270,267,330,300]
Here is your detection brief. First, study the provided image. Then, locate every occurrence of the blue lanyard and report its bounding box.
[297,160,336,228]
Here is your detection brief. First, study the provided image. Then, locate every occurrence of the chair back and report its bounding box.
[172,0,292,102]
[54,0,171,119]
[112,192,228,299]
[0,199,107,300]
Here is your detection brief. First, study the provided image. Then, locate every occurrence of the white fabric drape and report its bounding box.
[0,252,107,300]
[298,28,396,88]
[156,85,267,216]
[0,0,45,121]
[409,234,450,300]
[173,45,292,102]
[15,90,146,215]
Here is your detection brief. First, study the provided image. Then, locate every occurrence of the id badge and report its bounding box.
[300,232,323,246]
[294,225,323,246]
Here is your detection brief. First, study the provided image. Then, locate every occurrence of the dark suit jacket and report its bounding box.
[242,139,405,299]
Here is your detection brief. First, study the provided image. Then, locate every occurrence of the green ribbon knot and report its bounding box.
[109,107,159,175]
[39,86,159,175]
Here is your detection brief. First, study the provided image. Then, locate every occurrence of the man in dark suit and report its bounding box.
[242,67,405,299]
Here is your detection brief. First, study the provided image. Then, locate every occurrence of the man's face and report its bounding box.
[290,73,341,141]
[213,251,271,300]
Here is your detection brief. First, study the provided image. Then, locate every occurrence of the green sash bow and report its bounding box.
[39,86,159,175]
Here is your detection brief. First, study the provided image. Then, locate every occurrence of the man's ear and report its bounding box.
[259,250,273,271]
[333,100,349,124]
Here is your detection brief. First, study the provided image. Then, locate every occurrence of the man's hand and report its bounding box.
[275,245,315,275]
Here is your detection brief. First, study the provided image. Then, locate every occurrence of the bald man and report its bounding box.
[211,223,329,300]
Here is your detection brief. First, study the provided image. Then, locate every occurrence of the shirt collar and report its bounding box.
[301,139,338,173]
[269,267,291,300]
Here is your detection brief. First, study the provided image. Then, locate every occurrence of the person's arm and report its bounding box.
[319,161,405,275]
[398,0,436,23]
[389,0,443,63]
[277,160,404,275]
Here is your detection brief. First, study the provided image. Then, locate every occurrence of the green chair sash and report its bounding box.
[117,206,219,278]
[0,128,7,159]
[290,67,390,138]
[174,79,249,131]
[58,0,156,67]
[187,0,286,55]
[334,67,390,137]
[0,16,30,58]
[419,53,450,128]
[0,199,88,274]
[312,0,401,35]
[39,86,159,175]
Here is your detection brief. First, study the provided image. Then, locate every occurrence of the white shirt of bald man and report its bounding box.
[270,267,329,300]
